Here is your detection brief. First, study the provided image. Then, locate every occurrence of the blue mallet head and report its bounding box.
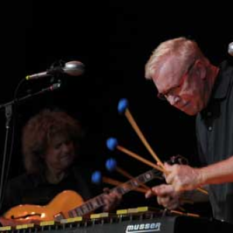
[118,98,129,114]
[106,158,117,172]
[91,171,102,184]
[106,137,118,151]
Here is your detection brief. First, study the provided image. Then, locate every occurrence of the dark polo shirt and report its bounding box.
[196,60,233,223]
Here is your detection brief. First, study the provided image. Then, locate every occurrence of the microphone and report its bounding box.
[228,42,233,56]
[8,83,62,106]
[41,82,62,92]
[25,61,85,80]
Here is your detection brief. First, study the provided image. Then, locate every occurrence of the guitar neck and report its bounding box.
[68,169,161,217]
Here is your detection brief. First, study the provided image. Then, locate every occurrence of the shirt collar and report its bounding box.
[211,60,233,100]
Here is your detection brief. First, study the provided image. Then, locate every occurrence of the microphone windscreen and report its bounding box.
[64,61,85,76]
[228,42,233,56]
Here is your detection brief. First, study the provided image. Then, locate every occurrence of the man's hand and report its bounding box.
[164,163,203,192]
[145,184,182,210]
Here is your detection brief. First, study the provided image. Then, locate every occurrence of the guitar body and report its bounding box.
[3,190,84,221]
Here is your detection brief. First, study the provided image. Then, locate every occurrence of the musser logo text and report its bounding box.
[126,222,161,233]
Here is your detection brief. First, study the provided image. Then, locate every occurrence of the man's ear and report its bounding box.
[195,59,206,80]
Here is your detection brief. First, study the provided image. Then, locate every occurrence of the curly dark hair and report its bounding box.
[22,109,83,174]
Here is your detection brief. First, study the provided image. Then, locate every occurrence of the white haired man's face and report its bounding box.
[151,56,207,116]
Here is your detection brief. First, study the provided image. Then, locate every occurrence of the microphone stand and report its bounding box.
[0,82,61,210]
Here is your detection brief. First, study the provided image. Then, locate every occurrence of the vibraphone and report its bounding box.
[1,207,233,233]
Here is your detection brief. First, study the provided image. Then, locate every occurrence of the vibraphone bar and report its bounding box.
[1,207,233,233]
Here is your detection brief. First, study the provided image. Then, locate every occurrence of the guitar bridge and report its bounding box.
[54,212,65,221]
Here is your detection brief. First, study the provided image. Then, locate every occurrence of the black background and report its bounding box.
[0,1,232,214]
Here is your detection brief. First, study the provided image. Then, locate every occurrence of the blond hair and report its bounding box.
[145,37,208,80]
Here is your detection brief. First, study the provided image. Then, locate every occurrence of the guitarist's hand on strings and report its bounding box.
[102,188,122,212]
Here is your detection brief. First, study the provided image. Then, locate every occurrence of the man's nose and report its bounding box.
[167,95,180,106]
[61,143,72,152]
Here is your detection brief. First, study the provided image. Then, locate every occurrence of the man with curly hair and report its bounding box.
[0,109,121,226]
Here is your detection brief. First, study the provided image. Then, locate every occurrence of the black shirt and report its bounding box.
[196,60,233,223]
